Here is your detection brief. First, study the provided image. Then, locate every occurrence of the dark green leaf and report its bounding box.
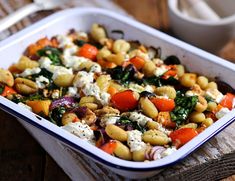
[117,116,146,133]
[27,93,45,101]
[170,91,198,125]
[37,46,62,66]
[31,68,53,81]
[73,39,86,47]
[49,106,66,126]
[143,76,163,87]
[205,95,214,103]
[107,65,136,85]
[0,84,4,95]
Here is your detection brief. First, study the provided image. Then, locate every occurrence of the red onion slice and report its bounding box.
[50,97,75,110]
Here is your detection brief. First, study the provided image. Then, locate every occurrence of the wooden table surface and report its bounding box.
[1,0,235,180]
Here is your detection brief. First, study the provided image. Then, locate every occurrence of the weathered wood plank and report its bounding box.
[44,154,70,181]
[0,110,45,181]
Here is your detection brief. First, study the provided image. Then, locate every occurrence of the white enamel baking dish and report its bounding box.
[1,8,235,179]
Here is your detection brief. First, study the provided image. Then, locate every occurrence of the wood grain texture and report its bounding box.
[0,0,235,180]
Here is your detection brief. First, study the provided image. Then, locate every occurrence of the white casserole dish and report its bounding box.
[1,7,235,179]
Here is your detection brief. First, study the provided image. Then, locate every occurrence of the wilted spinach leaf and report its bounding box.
[143,76,179,87]
[73,39,86,47]
[0,84,4,95]
[170,91,198,125]
[116,116,146,133]
[107,64,136,85]
[143,76,163,87]
[37,46,62,65]
[49,106,66,126]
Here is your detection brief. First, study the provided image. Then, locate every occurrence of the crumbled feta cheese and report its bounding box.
[62,122,94,142]
[82,83,110,106]
[129,112,152,126]
[52,90,60,99]
[52,66,73,80]
[124,54,130,61]
[38,56,52,69]
[154,65,169,77]
[148,48,158,59]
[18,102,32,111]
[186,90,198,97]
[129,83,145,93]
[150,121,171,135]
[127,130,146,152]
[67,87,78,96]
[215,107,230,119]
[144,85,154,93]
[78,32,88,40]
[73,71,94,88]
[160,147,177,157]
[89,63,102,73]
[82,83,100,98]
[19,67,41,77]
[35,75,49,89]
[99,91,110,105]
[56,35,73,48]
[63,45,78,57]
[100,115,119,127]
[62,55,87,70]
[205,88,224,103]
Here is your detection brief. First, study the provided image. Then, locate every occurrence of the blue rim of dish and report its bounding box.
[1,101,235,172]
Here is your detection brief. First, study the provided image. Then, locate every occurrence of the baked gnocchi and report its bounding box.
[1,24,234,162]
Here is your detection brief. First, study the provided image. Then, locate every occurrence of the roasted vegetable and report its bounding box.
[170,91,198,125]
[37,46,62,65]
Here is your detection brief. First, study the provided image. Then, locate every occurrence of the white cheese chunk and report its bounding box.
[52,66,73,80]
[63,45,78,57]
[67,87,78,96]
[78,32,88,40]
[62,56,87,70]
[154,65,169,77]
[127,130,146,152]
[19,67,41,77]
[129,112,152,126]
[99,91,110,105]
[160,147,177,158]
[82,83,110,106]
[83,83,100,99]
[186,90,198,97]
[56,35,73,48]
[205,88,224,103]
[128,83,145,93]
[51,90,60,99]
[35,75,49,89]
[215,107,230,119]
[100,115,119,127]
[38,56,52,69]
[62,122,94,142]
[73,71,94,88]
[144,85,154,93]
[89,63,102,73]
